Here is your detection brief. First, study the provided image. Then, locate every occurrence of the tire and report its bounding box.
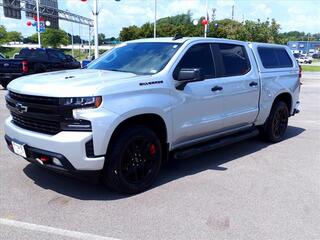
[260,101,289,143]
[103,125,162,194]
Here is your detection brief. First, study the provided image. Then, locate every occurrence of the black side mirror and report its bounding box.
[175,68,204,90]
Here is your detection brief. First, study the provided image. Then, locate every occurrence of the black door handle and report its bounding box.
[249,81,258,87]
[211,86,223,92]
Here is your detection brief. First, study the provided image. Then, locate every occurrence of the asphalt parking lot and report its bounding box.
[0,73,319,240]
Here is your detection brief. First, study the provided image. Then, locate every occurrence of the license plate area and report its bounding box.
[12,141,27,158]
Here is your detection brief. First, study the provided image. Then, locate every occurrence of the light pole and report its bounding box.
[93,0,120,59]
[93,0,99,59]
[36,0,41,47]
[154,0,157,38]
[204,0,208,38]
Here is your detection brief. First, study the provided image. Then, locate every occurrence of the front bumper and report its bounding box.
[5,135,101,181]
[4,117,105,171]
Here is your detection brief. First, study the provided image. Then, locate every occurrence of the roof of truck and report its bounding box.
[127,37,247,45]
[127,37,289,49]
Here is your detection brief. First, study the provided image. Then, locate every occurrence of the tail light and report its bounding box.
[22,60,29,73]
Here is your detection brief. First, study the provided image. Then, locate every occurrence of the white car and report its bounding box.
[297,56,312,64]
[4,37,301,194]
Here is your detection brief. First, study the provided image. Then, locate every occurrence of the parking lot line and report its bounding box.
[0,218,120,240]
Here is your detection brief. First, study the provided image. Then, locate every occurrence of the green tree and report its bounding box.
[6,31,22,42]
[0,25,8,44]
[119,25,141,41]
[30,28,69,48]
[118,12,319,45]
[98,33,106,45]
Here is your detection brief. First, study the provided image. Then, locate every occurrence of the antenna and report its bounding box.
[173,34,183,40]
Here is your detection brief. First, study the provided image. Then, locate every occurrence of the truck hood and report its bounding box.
[7,69,145,97]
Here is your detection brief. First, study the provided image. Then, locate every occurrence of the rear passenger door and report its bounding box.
[211,43,260,129]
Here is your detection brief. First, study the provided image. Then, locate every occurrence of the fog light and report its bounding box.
[52,158,63,167]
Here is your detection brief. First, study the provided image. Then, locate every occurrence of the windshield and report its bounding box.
[87,42,181,75]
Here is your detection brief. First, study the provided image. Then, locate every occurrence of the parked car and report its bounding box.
[297,56,312,64]
[312,53,320,59]
[0,48,81,89]
[4,37,300,194]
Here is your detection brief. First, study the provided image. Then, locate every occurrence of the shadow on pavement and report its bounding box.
[23,125,305,200]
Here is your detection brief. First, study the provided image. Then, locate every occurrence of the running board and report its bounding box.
[174,128,259,159]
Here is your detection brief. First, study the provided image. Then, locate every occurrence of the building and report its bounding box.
[287,41,320,54]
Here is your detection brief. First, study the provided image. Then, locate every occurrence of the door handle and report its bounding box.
[211,85,223,92]
[249,81,258,87]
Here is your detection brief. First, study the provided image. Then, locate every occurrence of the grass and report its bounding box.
[302,65,320,72]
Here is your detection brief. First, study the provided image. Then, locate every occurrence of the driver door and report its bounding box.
[171,43,225,148]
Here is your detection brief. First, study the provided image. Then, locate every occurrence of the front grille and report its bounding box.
[11,111,60,135]
[9,91,60,106]
[6,91,91,135]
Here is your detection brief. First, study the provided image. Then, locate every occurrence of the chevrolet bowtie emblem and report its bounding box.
[15,103,28,113]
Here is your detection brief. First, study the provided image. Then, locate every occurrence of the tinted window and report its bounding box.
[88,43,181,75]
[16,48,47,60]
[175,43,215,79]
[214,43,250,77]
[32,49,47,59]
[48,50,66,61]
[258,47,293,68]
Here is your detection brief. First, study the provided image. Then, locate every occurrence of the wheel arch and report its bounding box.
[106,113,169,160]
[273,92,292,113]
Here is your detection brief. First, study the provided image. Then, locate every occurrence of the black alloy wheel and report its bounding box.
[103,125,162,194]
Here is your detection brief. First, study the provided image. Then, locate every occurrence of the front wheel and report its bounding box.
[260,101,289,143]
[103,125,162,194]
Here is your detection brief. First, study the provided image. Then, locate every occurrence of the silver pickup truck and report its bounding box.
[4,37,300,194]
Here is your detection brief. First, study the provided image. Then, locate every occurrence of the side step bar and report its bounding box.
[174,128,259,159]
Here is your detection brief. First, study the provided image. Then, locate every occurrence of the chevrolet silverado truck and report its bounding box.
[0,48,80,89]
[4,37,301,194]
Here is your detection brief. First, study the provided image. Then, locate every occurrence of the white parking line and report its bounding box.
[0,218,121,240]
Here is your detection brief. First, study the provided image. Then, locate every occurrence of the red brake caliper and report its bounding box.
[149,144,156,155]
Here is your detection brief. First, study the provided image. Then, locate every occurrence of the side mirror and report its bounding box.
[175,68,204,90]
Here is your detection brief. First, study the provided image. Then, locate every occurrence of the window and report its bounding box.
[214,43,250,77]
[175,43,215,79]
[258,47,293,68]
[48,50,66,61]
[88,42,181,75]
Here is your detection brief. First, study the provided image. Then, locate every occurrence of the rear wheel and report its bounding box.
[103,125,162,194]
[260,101,289,143]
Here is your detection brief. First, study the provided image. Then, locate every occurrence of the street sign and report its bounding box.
[25,0,59,29]
[3,0,21,19]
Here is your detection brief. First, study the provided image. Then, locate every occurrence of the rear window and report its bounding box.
[17,48,47,59]
[214,43,251,77]
[258,47,293,68]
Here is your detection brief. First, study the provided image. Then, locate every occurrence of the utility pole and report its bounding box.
[88,26,91,59]
[204,0,208,38]
[154,0,157,38]
[232,5,234,20]
[36,0,41,48]
[71,21,74,57]
[93,0,99,59]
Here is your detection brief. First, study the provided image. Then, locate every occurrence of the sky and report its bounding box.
[0,0,319,39]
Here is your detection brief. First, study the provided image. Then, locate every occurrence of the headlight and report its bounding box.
[61,96,102,108]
